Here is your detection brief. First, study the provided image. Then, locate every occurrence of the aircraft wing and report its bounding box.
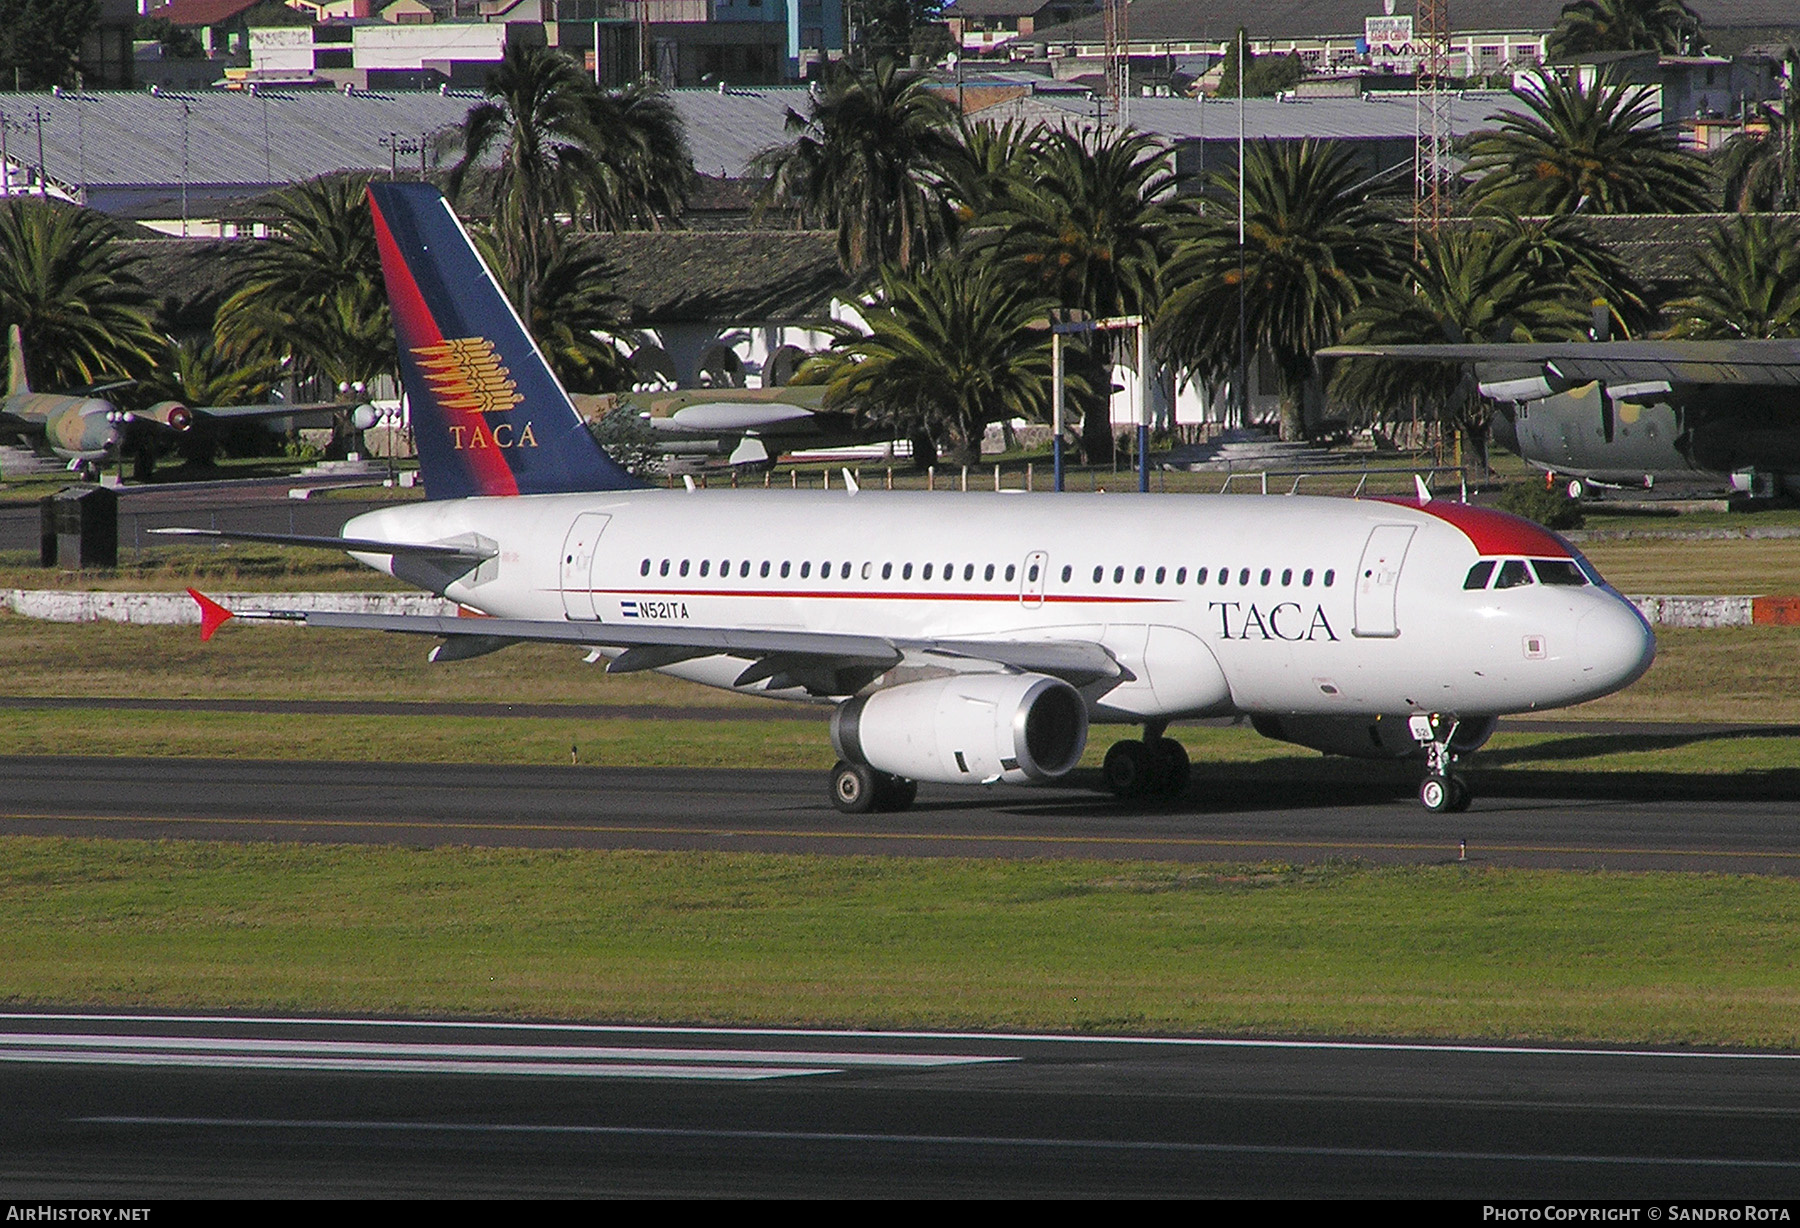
[1320,339,1800,388]
[185,400,358,423]
[190,592,1126,692]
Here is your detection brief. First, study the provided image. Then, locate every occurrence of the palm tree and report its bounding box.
[977,126,1183,461]
[213,174,392,455]
[750,58,960,274]
[1461,71,1715,215]
[812,259,1064,465]
[1664,215,1800,339]
[577,80,694,231]
[1331,224,1590,465]
[1495,213,1654,337]
[1548,0,1704,58]
[0,199,158,389]
[1159,139,1403,441]
[939,116,1042,240]
[447,43,610,291]
[1717,53,1800,212]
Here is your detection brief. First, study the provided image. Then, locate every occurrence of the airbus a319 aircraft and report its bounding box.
[178,183,1656,815]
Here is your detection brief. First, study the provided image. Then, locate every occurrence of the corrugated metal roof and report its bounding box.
[9,88,475,197]
[1032,0,1790,47]
[1029,91,1519,141]
[6,87,808,207]
[667,86,813,179]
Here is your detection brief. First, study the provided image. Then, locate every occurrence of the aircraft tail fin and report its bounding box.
[7,325,27,397]
[365,182,643,501]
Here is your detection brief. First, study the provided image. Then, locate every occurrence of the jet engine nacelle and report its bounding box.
[144,401,193,432]
[830,673,1088,786]
[1251,714,1497,760]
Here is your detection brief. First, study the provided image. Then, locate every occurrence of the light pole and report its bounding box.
[1039,311,1146,492]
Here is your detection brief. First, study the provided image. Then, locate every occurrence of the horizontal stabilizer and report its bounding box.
[151,527,497,562]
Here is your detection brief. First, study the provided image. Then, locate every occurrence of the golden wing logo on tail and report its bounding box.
[412,338,524,415]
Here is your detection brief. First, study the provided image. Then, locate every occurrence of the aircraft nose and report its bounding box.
[1576,595,1656,695]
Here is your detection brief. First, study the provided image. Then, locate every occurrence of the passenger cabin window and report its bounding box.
[699,560,710,577]
[1464,561,1496,590]
[801,562,812,579]
[1532,559,1588,586]
[1061,565,1072,582]
[679,560,690,577]
[760,561,771,578]
[1006,564,1017,581]
[1195,567,1208,584]
[640,559,651,577]
[1494,559,1533,589]
[780,562,791,578]
[923,564,933,580]
[1324,569,1336,587]
[1093,566,1103,583]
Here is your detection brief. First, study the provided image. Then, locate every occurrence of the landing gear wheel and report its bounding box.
[873,773,917,813]
[1102,740,1149,798]
[1420,776,1452,813]
[829,761,879,814]
[1148,737,1191,798]
[1420,775,1472,813]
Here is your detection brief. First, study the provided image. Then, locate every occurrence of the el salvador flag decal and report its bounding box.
[620,600,639,619]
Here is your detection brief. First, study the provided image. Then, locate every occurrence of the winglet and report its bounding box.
[1414,474,1433,504]
[188,588,234,642]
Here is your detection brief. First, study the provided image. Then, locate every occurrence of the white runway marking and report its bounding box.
[75,1117,1800,1171]
[5,1012,1797,1064]
[0,1026,1014,1081]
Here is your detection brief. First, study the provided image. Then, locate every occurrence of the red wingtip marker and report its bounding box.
[188,588,234,642]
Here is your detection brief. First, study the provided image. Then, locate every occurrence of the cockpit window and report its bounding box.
[1531,559,1588,586]
[1493,559,1534,589]
[1463,561,1495,590]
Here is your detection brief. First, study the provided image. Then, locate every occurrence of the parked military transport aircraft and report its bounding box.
[174,183,1656,815]
[1321,337,1800,496]
[0,325,363,479]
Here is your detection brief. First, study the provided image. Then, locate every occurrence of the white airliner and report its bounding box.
[176,184,1656,815]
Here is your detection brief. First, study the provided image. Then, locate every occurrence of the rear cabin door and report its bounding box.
[1352,524,1415,638]
[560,512,612,620]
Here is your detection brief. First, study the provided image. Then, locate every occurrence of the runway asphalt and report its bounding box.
[4,752,1800,873]
[3,1010,1799,1198]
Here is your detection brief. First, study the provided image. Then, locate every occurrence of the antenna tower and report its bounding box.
[1414,0,1451,243]
[1102,0,1129,127]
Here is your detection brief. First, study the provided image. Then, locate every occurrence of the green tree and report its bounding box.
[1497,213,1654,336]
[1212,29,1305,99]
[0,199,157,390]
[450,44,678,294]
[979,126,1183,461]
[471,228,637,395]
[751,59,960,274]
[577,81,693,231]
[1717,54,1800,212]
[812,259,1064,465]
[1331,224,1590,465]
[212,174,391,455]
[1159,139,1402,441]
[1461,71,1715,215]
[1547,0,1704,58]
[0,0,96,91]
[1664,215,1800,339]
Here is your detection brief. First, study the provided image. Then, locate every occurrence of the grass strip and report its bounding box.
[4,837,1799,1046]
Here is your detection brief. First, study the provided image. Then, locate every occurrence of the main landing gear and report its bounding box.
[1101,721,1192,801]
[828,761,918,814]
[1412,714,1472,813]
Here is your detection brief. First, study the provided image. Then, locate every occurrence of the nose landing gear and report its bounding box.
[1412,713,1472,813]
[1101,721,1192,800]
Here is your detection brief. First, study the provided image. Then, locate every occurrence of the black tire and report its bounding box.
[1446,775,1472,813]
[829,761,878,814]
[1151,738,1191,797]
[873,773,918,813]
[1102,740,1148,798]
[1419,776,1452,813]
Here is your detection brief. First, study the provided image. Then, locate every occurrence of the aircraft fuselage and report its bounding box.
[342,489,1654,724]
